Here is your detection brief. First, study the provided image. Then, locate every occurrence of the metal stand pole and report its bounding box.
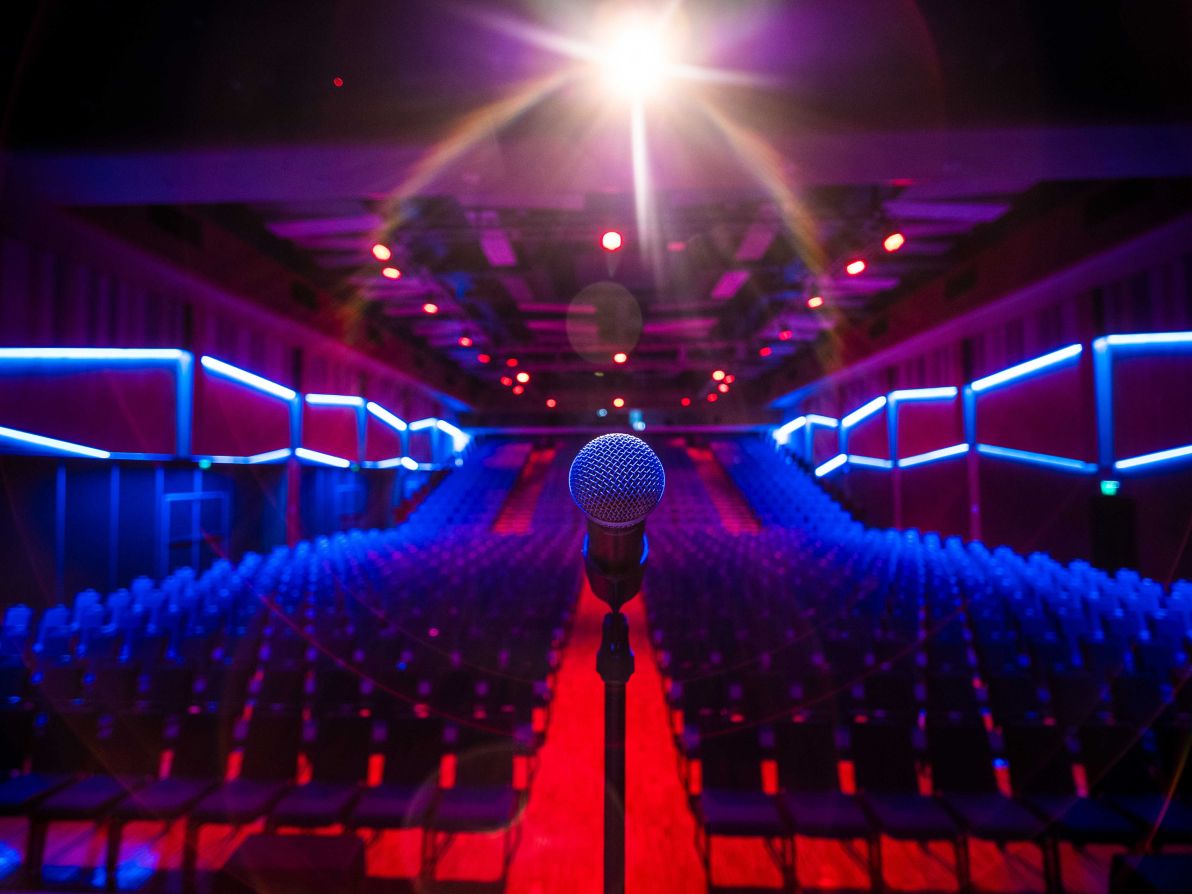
[597,610,634,894]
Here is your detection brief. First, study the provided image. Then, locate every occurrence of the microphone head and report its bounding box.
[569,433,665,528]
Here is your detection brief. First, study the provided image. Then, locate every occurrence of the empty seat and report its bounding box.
[269,714,373,829]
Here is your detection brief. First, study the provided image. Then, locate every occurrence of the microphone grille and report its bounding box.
[569,434,665,528]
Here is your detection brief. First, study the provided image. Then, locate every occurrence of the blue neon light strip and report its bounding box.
[0,348,187,362]
[200,356,297,402]
[976,444,1097,473]
[295,447,352,468]
[806,414,839,428]
[899,443,969,468]
[1105,332,1192,347]
[970,344,1082,393]
[305,394,365,408]
[815,454,847,477]
[772,416,806,445]
[848,455,893,469]
[369,456,421,470]
[366,402,407,431]
[888,387,958,403]
[842,396,887,429]
[0,426,111,459]
[409,418,437,432]
[436,419,470,451]
[1115,444,1192,471]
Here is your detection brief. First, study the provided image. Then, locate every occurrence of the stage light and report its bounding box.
[422,303,438,314]
[602,24,668,97]
[884,233,905,252]
[681,398,691,406]
[807,296,824,309]
[546,399,557,408]
[707,393,717,402]
[759,347,771,357]
[613,352,627,364]
[846,260,866,275]
[501,376,513,386]
[613,397,625,408]
[712,370,725,381]
[718,383,728,393]
[779,330,793,340]
[477,353,490,363]
[513,385,524,395]
[382,267,401,279]
[598,408,608,417]
[602,231,623,251]
[725,375,735,384]
[333,77,343,87]
[372,244,391,261]
[516,372,530,383]
[1101,480,1120,496]
[507,358,518,367]
[458,336,472,347]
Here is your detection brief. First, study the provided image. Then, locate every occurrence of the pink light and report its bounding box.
[513,385,524,395]
[725,375,735,384]
[500,376,513,386]
[846,260,866,275]
[718,383,729,393]
[477,353,490,363]
[422,303,438,314]
[681,398,691,406]
[808,296,824,308]
[506,358,518,368]
[602,231,623,251]
[516,372,530,383]
[458,336,472,347]
[759,347,772,356]
[613,352,627,364]
[667,241,686,252]
[372,244,391,261]
[707,393,717,402]
[883,233,905,252]
[333,77,343,87]
[382,267,401,279]
[779,330,793,340]
[546,399,557,408]
[428,627,438,637]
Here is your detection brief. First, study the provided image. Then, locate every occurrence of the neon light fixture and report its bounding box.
[0,425,110,459]
[847,455,893,469]
[200,356,296,402]
[1100,480,1120,496]
[772,416,806,445]
[295,447,351,468]
[976,444,1096,474]
[305,394,365,408]
[366,402,407,431]
[401,456,420,471]
[888,387,958,403]
[898,443,969,468]
[842,396,887,429]
[970,344,1082,393]
[409,418,437,432]
[815,454,847,477]
[1115,443,1192,471]
[436,420,470,451]
[247,448,293,464]
[1104,332,1192,347]
[806,414,839,428]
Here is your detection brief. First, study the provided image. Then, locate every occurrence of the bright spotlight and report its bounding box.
[712,370,725,381]
[883,233,905,252]
[846,260,866,275]
[613,397,625,408]
[602,231,623,251]
[603,25,668,97]
[382,267,401,279]
[613,352,627,364]
[807,296,824,309]
[372,244,391,261]
[516,372,530,384]
[422,302,438,314]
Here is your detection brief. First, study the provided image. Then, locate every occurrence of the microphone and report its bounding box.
[569,433,665,611]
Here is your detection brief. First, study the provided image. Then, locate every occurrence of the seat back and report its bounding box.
[384,716,443,787]
[699,724,762,791]
[31,708,100,774]
[926,721,997,794]
[0,706,35,775]
[851,720,919,794]
[101,711,165,777]
[773,720,840,793]
[1078,724,1157,796]
[1002,723,1075,795]
[258,667,305,711]
[454,719,514,788]
[91,662,140,713]
[310,714,372,785]
[1048,671,1103,727]
[149,663,196,714]
[240,711,303,782]
[171,711,231,779]
[313,666,361,714]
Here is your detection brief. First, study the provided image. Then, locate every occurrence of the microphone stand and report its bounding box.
[583,526,649,894]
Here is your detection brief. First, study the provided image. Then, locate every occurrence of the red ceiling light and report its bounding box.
[516,372,530,384]
[372,243,391,261]
[333,77,343,87]
[422,302,438,314]
[601,231,623,251]
[759,347,772,357]
[477,353,490,363]
[712,370,726,381]
[458,336,472,347]
[779,330,793,340]
[667,241,686,252]
[512,385,524,395]
[807,296,824,309]
[845,260,866,275]
[546,398,557,408]
[883,232,905,252]
[500,376,513,386]
[707,393,717,402]
[725,375,735,384]
[718,383,729,393]
[382,267,401,279]
[613,352,627,364]
[506,358,518,368]
[612,397,625,408]
[681,397,691,406]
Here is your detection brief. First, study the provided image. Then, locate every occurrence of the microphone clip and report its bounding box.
[581,532,649,612]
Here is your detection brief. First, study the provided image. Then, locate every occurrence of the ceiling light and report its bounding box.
[707,393,717,402]
[516,372,530,383]
[506,358,518,367]
[759,347,771,356]
[372,244,391,261]
[422,303,438,314]
[807,296,824,308]
[779,330,793,340]
[546,399,557,408]
[500,376,513,387]
[712,370,725,381]
[477,354,490,363]
[613,352,627,364]
[613,397,625,408]
[667,241,686,252]
[681,398,691,406]
[718,383,729,393]
[512,385,524,395]
[382,267,401,279]
[725,375,735,384]
[846,260,866,275]
[458,336,472,347]
[598,408,608,417]
[602,231,623,252]
[883,233,905,252]
[602,24,668,97]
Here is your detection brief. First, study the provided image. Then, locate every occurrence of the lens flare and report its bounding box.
[602,25,668,97]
